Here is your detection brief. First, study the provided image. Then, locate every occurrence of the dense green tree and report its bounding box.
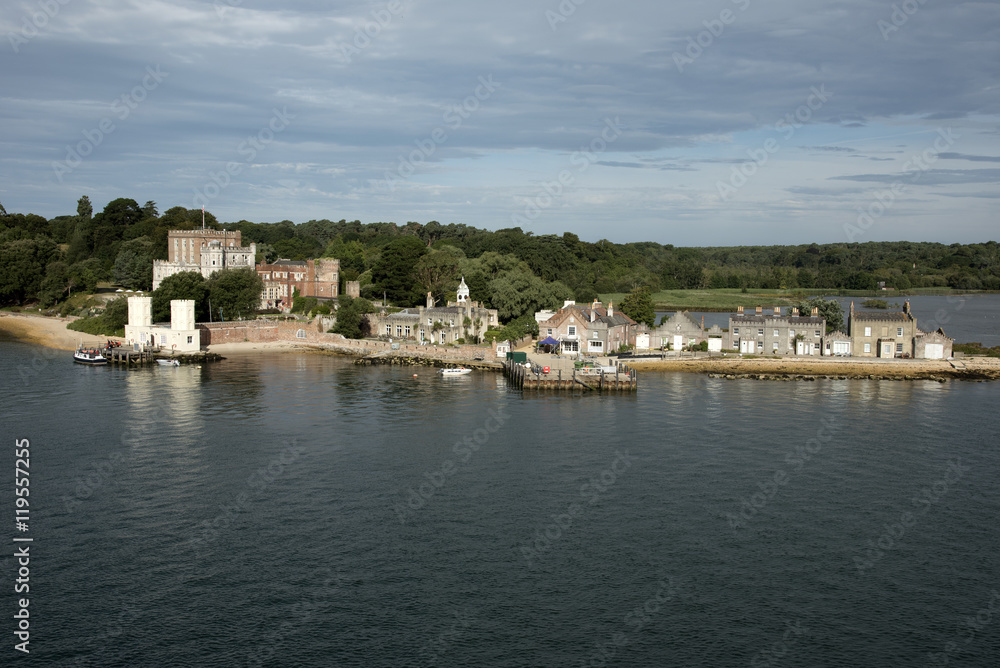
[414,247,464,304]
[152,271,208,322]
[207,267,264,320]
[330,295,375,339]
[113,237,155,290]
[370,236,427,305]
[619,285,656,327]
[0,236,60,305]
[792,297,844,333]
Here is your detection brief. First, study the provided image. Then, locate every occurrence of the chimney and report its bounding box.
[904,300,910,315]
[792,307,799,316]
[755,306,762,315]
[774,306,781,316]
[608,302,614,317]
[426,291,434,308]
[811,307,819,317]
[590,309,595,323]
[737,306,744,315]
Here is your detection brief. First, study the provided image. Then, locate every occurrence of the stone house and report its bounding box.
[257,258,340,311]
[727,306,825,356]
[537,301,638,356]
[849,301,920,358]
[153,229,256,289]
[365,278,499,344]
[651,311,705,350]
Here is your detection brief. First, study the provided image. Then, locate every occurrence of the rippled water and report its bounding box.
[3,341,999,666]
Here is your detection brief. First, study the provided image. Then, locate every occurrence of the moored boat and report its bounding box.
[156,358,180,366]
[438,367,472,376]
[73,347,108,365]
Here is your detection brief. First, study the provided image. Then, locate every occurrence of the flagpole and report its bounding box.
[202,206,205,230]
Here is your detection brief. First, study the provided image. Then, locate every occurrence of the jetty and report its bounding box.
[502,354,637,392]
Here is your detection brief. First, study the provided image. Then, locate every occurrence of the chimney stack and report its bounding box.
[792,307,799,316]
[737,306,744,315]
[774,306,781,316]
[755,306,762,315]
[590,309,596,323]
[608,302,614,317]
[811,307,819,317]
[426,291,434,308]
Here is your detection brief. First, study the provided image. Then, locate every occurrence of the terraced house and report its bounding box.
[848,301,952,359]
[726,306,826,356]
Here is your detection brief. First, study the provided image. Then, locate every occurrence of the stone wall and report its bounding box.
[197,319,500,361]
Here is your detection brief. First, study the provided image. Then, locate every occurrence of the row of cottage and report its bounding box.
[148,229,952,359]
[532,300,953,360]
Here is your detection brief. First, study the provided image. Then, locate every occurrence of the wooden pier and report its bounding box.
[502,359,637,392]
[105,346,154,365]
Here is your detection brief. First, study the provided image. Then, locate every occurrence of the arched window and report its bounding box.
[296,329,307,339]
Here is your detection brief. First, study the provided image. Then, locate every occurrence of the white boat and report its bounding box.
[73,347,107,365]
[438,367,472,376]
[156,359,180,366]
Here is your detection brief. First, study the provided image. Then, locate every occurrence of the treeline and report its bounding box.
[2,197,999,325]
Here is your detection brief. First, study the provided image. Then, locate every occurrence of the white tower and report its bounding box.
[457,277,470,304]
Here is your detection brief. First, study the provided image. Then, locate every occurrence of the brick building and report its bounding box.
[152,229,257,289]
[257,258,340,312]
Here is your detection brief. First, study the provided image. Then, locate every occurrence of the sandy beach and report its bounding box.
[0,312,111,351]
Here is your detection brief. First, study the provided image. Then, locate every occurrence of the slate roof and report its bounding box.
[851,310,911,322]
[731,315,825,325]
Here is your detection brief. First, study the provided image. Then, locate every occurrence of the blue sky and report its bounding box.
[2,0,998,245]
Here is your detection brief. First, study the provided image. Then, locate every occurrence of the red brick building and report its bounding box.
[257,258,340,311]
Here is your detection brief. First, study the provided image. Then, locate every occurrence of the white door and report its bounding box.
[924,343,944,359]
[635,334,649,350]
[673,335,683,351]
[882,342,894,358]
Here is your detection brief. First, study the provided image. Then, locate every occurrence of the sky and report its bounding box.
[2,0,999,246]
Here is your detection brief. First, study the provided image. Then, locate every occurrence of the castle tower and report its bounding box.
[456,277,470,304]
[128,296,152,328]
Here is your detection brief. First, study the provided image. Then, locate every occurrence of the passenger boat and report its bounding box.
[438,367,472,376]
[73,347,108,365]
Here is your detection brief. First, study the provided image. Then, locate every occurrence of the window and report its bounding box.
[814,343,819,350]
[772,341,778,350]
[758,329,764,336]
[568,325,577,336]
[419,329,425,339]
[897,327,903,337]
[864,343,871,353]
[428,318,432,326]
[757,341,763,350]
[593,331,599,338]
[385,325,391,336]
[296,329,307,339]
[864,327,872,337]
[187,336,193,344]
[404,326,410,337]
[449,320,454,326]
[396,325,402,337]
[733,328,739,335]
[547,328,553,336]
[773,329,779,337]
[814,330,820,337]
[896,343,903,353]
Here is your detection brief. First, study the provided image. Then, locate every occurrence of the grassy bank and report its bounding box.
[599,288,994,312]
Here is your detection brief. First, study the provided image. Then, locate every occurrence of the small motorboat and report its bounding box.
[73,347,108,365]
[156,359,180,366]
[438,367,472,376]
